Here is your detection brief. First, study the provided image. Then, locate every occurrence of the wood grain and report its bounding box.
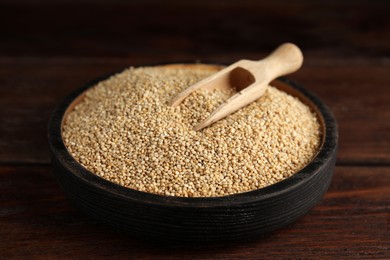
[0,0,389,258]
[0,1,389,58]
[0,165,388,259]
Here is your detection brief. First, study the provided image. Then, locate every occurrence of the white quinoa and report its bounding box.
[62,65,321,197]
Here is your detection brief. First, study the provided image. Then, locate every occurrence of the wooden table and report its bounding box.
[1,1,389,258]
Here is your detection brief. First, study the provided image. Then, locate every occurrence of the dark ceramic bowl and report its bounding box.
[48,64,338,243]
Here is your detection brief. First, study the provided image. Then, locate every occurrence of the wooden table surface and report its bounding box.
[1,1,389,259]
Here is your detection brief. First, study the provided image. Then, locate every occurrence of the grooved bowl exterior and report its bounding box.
[48,65,338,243]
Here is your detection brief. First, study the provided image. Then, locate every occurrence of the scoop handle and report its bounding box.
[259,43,304,80]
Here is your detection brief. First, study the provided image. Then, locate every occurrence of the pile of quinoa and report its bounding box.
[63,65,321,197]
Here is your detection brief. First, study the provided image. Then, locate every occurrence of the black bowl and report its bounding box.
[48,64,338,243]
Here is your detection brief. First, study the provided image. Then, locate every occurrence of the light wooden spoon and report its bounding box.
[170,43,304,131]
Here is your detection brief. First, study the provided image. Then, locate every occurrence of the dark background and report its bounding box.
[0,0,389,258]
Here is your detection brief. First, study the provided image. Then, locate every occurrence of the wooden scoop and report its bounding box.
[170,43,304,131]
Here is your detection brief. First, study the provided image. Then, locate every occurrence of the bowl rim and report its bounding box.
[48,63,338,208]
